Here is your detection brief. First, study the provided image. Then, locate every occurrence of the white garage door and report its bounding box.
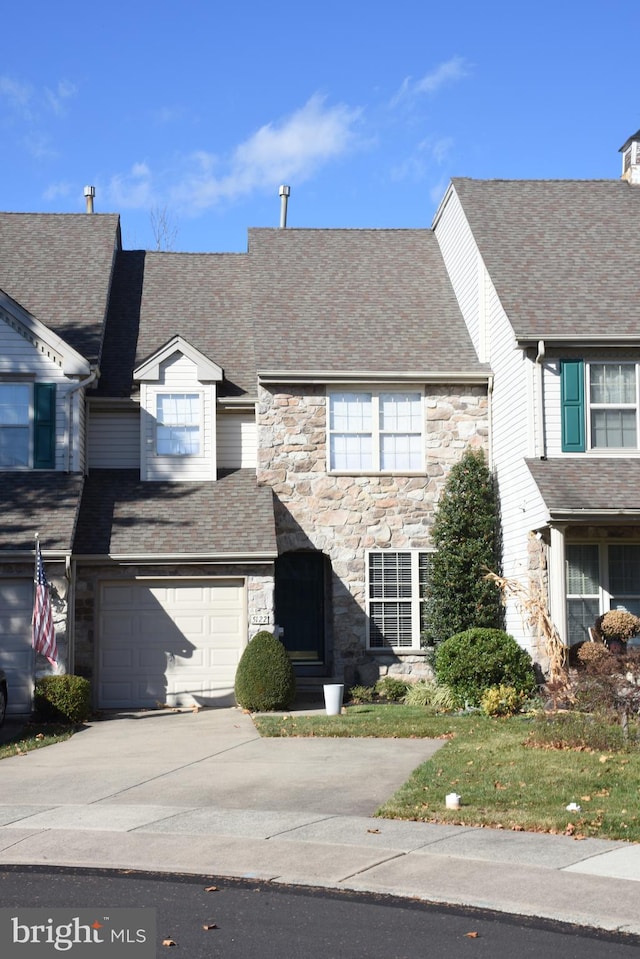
[0,580,34,714]
[98,579,246,709]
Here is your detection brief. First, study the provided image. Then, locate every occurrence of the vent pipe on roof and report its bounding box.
[279,184,290,228]
[83,185,96,214]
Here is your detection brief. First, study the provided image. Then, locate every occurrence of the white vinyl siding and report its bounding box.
[140,354,216,481]
[435,189,546,653]
[88,409,141,468]
[0,318,82,472]
[433,190,485,360]
[217,411,257,469]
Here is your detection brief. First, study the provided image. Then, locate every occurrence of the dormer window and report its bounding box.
[156,393,200,456]
[134,336,223,482]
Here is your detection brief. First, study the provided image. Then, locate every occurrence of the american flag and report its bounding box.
[33,540,58,666]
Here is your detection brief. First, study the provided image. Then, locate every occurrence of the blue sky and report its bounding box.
[1,1,638,252]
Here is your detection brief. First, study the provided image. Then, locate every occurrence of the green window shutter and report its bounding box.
[560,360,585,452]
[33,383,56,468]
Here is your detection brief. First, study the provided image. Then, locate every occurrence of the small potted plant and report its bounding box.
[596,610,640,654]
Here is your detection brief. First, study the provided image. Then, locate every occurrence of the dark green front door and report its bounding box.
[275,551,326,668]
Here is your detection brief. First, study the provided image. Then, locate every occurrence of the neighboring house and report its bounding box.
[433,129,640,661]
[0,210,489,712]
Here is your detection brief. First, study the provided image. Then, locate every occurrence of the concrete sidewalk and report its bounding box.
[0,707,639,935]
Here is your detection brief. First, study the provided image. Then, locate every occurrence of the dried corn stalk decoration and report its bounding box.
[485,571,567,683]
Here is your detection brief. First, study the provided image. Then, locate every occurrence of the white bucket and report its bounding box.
[445,792,461,810]
[323,684,344,716]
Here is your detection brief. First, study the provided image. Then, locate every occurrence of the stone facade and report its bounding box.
[256,383,489,682]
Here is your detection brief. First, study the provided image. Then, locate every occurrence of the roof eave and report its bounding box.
[516,334,640,349]
[73,552,278,565]
[258,369,491,386]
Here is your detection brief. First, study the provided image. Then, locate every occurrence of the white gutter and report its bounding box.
[535,340,546,459]
[66,369,99,473]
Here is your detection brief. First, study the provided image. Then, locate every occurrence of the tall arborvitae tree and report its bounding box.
[424,447,503,645]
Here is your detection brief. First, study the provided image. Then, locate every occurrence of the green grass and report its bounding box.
[253,706,640,842]
[0,723,75,759]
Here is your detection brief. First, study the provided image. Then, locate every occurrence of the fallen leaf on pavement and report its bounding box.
[162,938,176,947]
[204,886,219,892]
[202,924,218,930]
[465,931,479,938]
[367,828,381,834]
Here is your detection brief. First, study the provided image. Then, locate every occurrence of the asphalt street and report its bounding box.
[0,866,638,959]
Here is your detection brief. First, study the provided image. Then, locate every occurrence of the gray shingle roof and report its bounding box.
[98,250,255,397]
[74,469,276,556]
[526,458,640,516]
[451,178,640,340]
[0,213,120,363]
[249,229,485,374]
[0,474,84,551]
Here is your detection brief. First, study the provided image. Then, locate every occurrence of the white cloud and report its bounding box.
[170,94,361,211]
[0,76,33,117]
[43,181,74,201]
[44,79,78,116]
[391,57,470,106]
[390,137,454,182]
[106,163,154,209]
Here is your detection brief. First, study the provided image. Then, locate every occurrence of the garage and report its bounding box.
[0,579,34,715]
[97,578,246,709]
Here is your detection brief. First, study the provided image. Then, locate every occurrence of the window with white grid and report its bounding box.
[156,393,201,455]
[329,390,423,472]
[367,550,433,649]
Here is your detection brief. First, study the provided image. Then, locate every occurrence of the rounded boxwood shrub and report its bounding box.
[234,630,296,712]
[435,628,536,707]
[34,675,92,724]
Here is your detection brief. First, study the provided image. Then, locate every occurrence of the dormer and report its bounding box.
[134,336,223,482]
[620,129,640,184]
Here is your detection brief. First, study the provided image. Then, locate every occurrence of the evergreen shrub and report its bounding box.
[34,675,92,724]
[234,630,296,712]
[374,676,409,701]
[424,448,503,645]
[435,628,536,707]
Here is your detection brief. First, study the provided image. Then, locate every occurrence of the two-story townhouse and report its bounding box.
[433,130,640,661]
[0,212,120,714]
[0,205,491,712]
[250,228,491,687]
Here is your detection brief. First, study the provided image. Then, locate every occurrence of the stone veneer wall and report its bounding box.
[73,563,274,685]
[256,384,489,683]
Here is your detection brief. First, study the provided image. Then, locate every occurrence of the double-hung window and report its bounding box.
[156,393,200,456]
[329,390,423,471]
[561,360,640,451]
[0,383,55,469]
[367,550,433,649]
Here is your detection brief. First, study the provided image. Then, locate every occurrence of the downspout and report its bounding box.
[535,340,546,459]
[66,368,99,473]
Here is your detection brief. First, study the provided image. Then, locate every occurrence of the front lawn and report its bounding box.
[0,723,74,759]
[253,706,640,842]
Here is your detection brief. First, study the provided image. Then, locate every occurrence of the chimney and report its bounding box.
[83,185,96,213]
[279,184,290,228]
[619,131,640,184]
